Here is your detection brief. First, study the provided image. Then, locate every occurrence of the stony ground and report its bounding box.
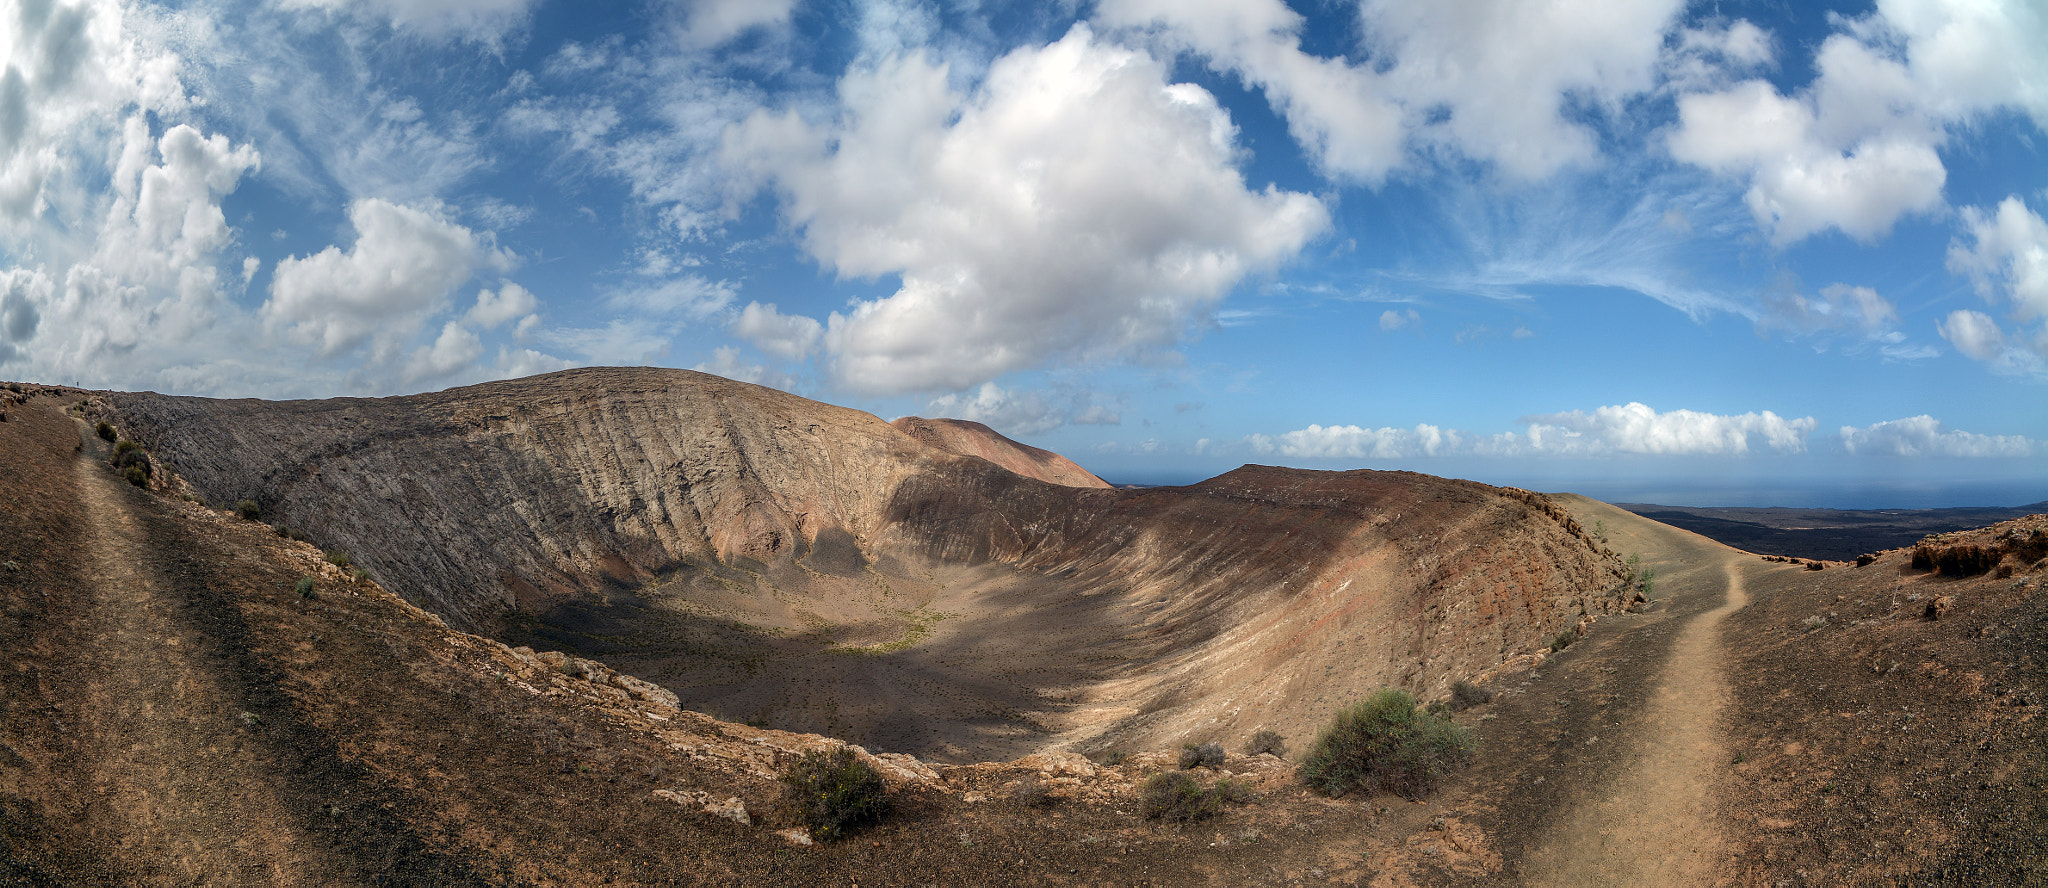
[3,386,2044,885]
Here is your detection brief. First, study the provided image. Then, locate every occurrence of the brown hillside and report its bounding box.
[889,416,1110,488]
[6,381,2042,885]
[99,367,1625,763]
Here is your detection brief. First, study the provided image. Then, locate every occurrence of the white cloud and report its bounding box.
[1936,309,2009,361]
[692,344,798,391]
[680,0,799,48]
[466,281,536,329]
[731,301,822,360]
[725,24,1326,394]
[1097,0,1405,182]
[399,319,483,387]
[1667,0,2048,245]
[1945,196,2048,374]
[1102,0,1685,182]
[1378,308,1419,331]
[276,0,540,41]
[604,274,734,318]
[1668,79,1945,245]
[1485,402,1816,456]
[1248,423,1459,459]
[263,198,495,358]
[925,381,1120,437]
[1840,416,2033,457]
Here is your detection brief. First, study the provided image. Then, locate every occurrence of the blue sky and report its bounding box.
[2,0,2044,506]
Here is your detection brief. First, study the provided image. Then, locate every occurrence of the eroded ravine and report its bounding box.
[1524,555,1751,885]
[69,426,333,886]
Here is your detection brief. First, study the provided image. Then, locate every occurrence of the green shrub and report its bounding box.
[1179,741,1225,770]
[94,421,115,442]
[294,576,316,598]
[1298,689,1476,800]
[780,747,890,841]
[235,499,261,521]
[1139,771,1222,822]
[324,549,352,569]
[1243,729,1286,758]
[110,441,152,486]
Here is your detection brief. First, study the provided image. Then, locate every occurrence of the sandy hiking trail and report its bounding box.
[68,422,334,886]
[1524,548,1752,886]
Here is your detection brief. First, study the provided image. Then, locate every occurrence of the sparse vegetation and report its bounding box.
[1625,553,1656,598]
[94,421,115,442]
[111,440,152,487]
[1549,627,1580,652]
[1593,520,1607,543]
[1179,741,1225,770]
[1243,729,1286,758]
[1450,680,1493,710]
[1138,771,1248,822]
[779,747,889,841]
[1012,775,1054,807]
[1801,615,1828,632]
[294,576,316,598]
[236,499,261,521]
[324,549,352,569]
[1298,688,1475,800]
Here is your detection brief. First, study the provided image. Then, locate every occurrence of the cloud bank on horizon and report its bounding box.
[0,0,2043,503]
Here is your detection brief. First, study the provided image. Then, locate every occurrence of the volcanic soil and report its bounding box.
[3,383,2044,886]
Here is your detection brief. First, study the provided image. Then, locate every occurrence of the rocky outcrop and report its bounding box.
[105,367,1629,760]
[890,416,1110,488]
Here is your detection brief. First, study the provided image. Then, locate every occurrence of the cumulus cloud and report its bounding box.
[1248,423,1459,459]
[1485,403,1816,456]
[1937,309,2010,361]
[1102,0,1685,182]
[1943,195,2048,374]
[264,199,497,358]
[466,281,537,329]
[1668,0,2048,245]
[1840,416,2033,457]
[724,24,1327,394]
[926,381,1120,437]
[1379,308,1420,331]
[731,301,822,360]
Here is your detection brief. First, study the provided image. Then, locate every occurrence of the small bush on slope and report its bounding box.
[1298,688,1474,800]
[780,748,889,841]
[1179,742,1225,770]
[1243,729,1286,757]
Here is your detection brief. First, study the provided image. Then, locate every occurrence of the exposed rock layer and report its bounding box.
[107,367,1627,760]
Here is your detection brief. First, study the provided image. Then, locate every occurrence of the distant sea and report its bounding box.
[1101,472,2046,512]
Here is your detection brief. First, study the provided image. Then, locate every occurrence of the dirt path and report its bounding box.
[68,425,333,885]
[1524,554,1751,886]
